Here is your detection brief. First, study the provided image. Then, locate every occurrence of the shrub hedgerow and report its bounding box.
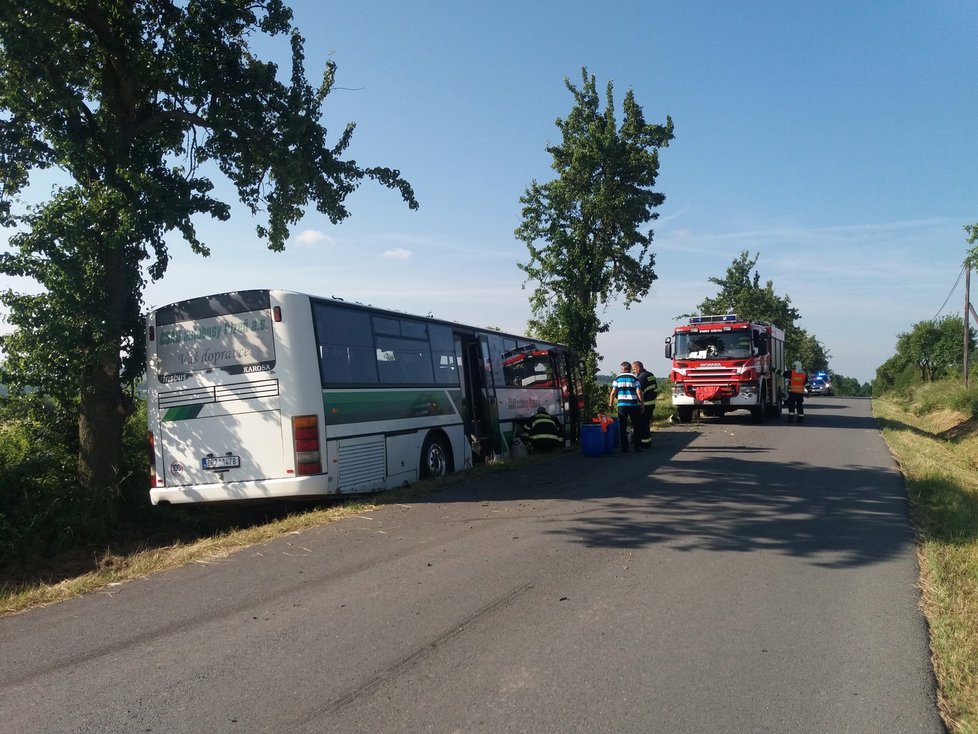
[0,398,80,560]
[910,380,978,418]
[0,396,151,563]
[950,384,978,418]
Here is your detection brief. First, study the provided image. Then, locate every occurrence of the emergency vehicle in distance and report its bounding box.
[664,314,786,423]
[807,370,833,396]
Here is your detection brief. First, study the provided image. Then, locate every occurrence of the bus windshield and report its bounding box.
[502,349,555,388]
[674,328,753,360]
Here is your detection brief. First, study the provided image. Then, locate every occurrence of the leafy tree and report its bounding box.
[831,374,872,397]
[791,329,830,374]
[894,316,975,383]
[692,251,828,367]
[874,352,917,397]
[516,67,673,412]
[693,251,799,331]
[966,223,978,269]
[0,1,417,514]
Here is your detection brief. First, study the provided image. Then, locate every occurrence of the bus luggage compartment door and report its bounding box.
[160,411,285,487]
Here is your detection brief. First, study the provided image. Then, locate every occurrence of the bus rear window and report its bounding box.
[155,309,276,381]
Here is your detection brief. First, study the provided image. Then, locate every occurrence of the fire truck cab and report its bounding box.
[665,314,785,423]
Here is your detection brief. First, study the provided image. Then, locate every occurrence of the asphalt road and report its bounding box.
[0,397,945,733]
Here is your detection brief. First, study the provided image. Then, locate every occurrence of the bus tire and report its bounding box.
[420,433,453,480]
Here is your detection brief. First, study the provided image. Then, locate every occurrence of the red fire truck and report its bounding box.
[664,314,785,423]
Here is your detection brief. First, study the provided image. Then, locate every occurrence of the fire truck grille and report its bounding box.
[682,366,741,399]
[687,367,738,381]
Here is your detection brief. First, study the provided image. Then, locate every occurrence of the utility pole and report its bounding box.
[966,267,973,387]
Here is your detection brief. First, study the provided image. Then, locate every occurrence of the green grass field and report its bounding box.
[875,389,978,733]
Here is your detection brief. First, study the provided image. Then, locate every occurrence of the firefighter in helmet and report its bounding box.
[785,360,808,423]
[632,360,658,448]
[524,407,563,452]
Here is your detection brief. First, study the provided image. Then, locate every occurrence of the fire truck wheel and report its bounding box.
[677,406,694,423]
[751,386,767,423]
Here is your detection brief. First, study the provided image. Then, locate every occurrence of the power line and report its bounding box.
[933,266,965,321]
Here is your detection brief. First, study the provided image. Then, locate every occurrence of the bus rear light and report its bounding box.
[292,415,322,475]
[296,451,321,475]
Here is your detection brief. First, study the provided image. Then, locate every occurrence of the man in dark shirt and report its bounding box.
[632,360,657,448]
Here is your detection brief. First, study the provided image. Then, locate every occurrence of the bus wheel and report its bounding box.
[421,434,453,480]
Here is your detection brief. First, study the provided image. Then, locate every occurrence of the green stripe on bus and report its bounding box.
[162,404,205,421]
[324,389,462,425]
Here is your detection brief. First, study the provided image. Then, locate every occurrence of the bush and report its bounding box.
[0,396,151,563]
[118,399,152,515]
[949,383,978,418]
[0,398,80,560]
[874,354,918,398]
[901,379,978,418]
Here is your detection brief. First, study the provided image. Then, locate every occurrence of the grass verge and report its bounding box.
[874,397,978,733]
[0,449,563,617]
[0,500,379,616]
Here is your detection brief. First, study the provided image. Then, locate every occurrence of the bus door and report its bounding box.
[457,333,495,462]
[553,350,582,444]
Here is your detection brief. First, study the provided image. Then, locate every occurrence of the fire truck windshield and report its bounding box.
[675,328,753,360]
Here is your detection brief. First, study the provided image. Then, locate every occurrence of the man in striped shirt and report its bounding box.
[608,361,644,453]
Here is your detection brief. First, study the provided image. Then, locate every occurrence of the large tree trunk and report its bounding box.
[78,356,127,518]
[76,233,133,520]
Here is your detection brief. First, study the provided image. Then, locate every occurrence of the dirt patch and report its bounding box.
[933,409,978,441]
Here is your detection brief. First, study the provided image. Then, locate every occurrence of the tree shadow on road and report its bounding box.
[411,412,915,571]
[541,451,915,570]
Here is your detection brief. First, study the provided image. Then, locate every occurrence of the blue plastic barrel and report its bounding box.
[581,423,605,457]
[605,418,619,453]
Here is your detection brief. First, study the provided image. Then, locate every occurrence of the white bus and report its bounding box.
[146,289,582,505]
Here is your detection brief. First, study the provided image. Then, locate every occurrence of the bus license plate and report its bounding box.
[202,455,240,470]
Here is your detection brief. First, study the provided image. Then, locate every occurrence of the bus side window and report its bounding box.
[429,325,459,385]
[375,335,434,384]
[376,347,404,383]
[313,303,378,385]
[486,333,506,387]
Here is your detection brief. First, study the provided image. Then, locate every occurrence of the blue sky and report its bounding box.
[5,1,978,383]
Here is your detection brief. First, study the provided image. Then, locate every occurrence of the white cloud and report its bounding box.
[383,248,412,260]
[294,229,333,246]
